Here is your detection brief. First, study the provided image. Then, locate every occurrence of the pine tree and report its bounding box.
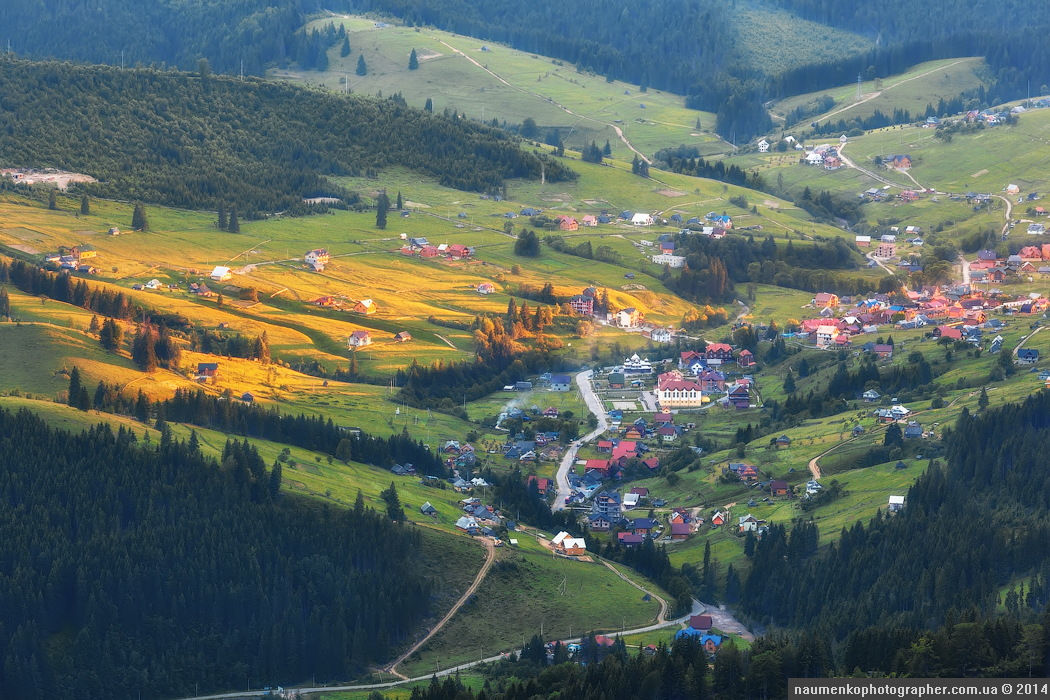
[356,54,367,76]
[978,386,989,409]
[375,190,389,229]
[395,191,403,210]
[340,36,351,57]
[217,203,227,231]
[77,386,90,411]
[48,189,57,210]
[68,366,82,407]
[131,203,149,231]
[228,206,240,233]
[603,139,612,156]
[424,97,433,112]
[99,318,123,351]
[80,194,90,215]
[268,462,282,499]
[408,48,419,70]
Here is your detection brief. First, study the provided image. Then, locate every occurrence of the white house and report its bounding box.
[652,253,686,268]
[617,308,640,327]
[888,495,906,512]
[631,213,655,226]
[650,328,673,343]
[347,330,372,347]
[305,248,330,271]
[805,151,825,165]
[551,531,587,555]
[815,325,839,348]
[757,139,770,153]
[210,266,232,282]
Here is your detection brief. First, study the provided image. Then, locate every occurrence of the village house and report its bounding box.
[631,212,655,226]
[210,265,232,282]
[353,298,377,315]
[347,330,372,347]
[447,244,472,259]
[738,514,759,532]
[549,374,572,391]
[670,522,691,540]
[770,479,790,497]
[569,294,594,316]
[393,331,412,343]
[305,248,329,271]
[477,282,495,295]
[616,308,641,328]
[815,325,840,348]
[705,342,734,365]
[557,215,579,231]
[582,214,598,227]
[527,475,552,495]
[888,495,906,512]
[875,241,896,258]
[1017,348,1040,365]
[195,362,219,383]
[814,292,839,308]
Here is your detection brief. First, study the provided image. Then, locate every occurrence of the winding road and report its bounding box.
[553,369,608,511]
[386,538,497,679]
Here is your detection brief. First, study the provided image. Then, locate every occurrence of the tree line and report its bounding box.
[79,379,448,476]
[0,406,433,699]
[0,57,573,215]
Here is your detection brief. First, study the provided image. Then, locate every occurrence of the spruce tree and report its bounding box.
[424,97,433,112]
[268,462,282,499]
[356,54,367,76]
[80,194,90,215]
[978,386,989,409]
[131,203,149,231]
[77,386,90,411]
[48,190,57,210]
[0,286,8,319]
[340,36,351,57]
[68,366,82,407]
[217,203,228,231]
[783,369,796,394]
[228,206,240,233]
[395,191,403,210]
[408,48,419,70]
[375,190,389,229]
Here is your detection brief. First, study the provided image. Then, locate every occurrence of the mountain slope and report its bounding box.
[0,58,573,213]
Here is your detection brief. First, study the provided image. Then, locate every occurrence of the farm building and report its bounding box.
[210,266,232,282]
[347,330,372,347]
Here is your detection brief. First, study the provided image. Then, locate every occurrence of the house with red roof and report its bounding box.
[738,349,755,367]
[585,459,612,475]
[596,440,613,453]
[611,441,637,461]
[527,475,551,494]
[642,457,660,470]
[934,325,963,340]
[705,342,734,365]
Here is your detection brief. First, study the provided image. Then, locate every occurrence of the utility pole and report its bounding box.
[121,49,125,70]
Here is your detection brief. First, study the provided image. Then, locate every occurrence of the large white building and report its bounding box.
[652,253,686,268]
[655,370,705,408]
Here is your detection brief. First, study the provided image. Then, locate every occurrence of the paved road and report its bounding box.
[387,538,497,678]
[553,369,607,511]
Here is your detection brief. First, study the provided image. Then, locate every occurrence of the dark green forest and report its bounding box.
[0,407,433,699]
[0,58,572,214]
[5,1,1050,141]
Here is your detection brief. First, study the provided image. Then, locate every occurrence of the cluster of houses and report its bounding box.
[313,295,378,315]
[453,496,504,536]
[42,245,99,275]
[970,247,1050,284]
[675,615,723,653]
[787,285,1028,349]
[347,327,411,347]
[802,144,843,170]
[398,236,474,261]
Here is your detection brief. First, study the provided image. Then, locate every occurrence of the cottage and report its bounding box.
[711,511,726,527]
[863,389,881,402]
[477,282,496,295]
[347,330,372,347]
[527,475,552,495]
[705,343,734,365]
[757,139,770,153]
[393,331,412,343]
[888,495,906,513]
[608,372,625,389]
[210,265,232,282]
[670,522,691,540]
[1017,348,1040,365]
[353,298,377,315]
[617,532,645,547]
[195,362,219,382]
[769,479,790,497]
[551,531,587,555]
[550,374,572,391]
[738,514,759,532]
[631,212,655,226]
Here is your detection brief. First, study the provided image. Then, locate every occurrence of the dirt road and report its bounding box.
[436,39,652,164]
[815,60,969,125]
[387,537,497,678]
